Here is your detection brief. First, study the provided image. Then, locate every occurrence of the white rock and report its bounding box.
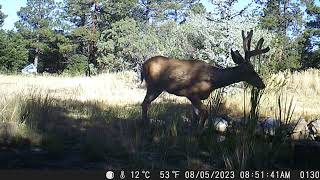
[308,119,320,139]
[291,118,309,140]
[213,117,228,133]
[260,117,280,136]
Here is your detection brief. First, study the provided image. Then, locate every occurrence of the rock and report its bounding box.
[260,117,280,136]
[291,118,309,140]
[212,117,228,133]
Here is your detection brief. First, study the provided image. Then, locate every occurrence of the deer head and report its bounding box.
[230,30,270,89]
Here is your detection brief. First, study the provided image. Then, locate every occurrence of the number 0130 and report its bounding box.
[300,171,320,179]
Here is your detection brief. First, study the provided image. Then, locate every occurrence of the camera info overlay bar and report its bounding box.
[0,170,319,180]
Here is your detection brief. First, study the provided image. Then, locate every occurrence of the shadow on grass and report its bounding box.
[1,95,319,170]
[0,96,215,169]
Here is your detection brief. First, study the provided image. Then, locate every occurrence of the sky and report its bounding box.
[0,0,253,30]
[1,0,27,30]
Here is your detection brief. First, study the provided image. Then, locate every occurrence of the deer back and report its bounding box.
[142,56,214,98]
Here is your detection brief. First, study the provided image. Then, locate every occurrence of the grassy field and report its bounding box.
[0,69,319,169]
[226,69,320,120]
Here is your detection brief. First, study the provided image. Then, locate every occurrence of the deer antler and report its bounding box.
[242,30,253,53]
[230,49,244,64]
[241,30,270,62]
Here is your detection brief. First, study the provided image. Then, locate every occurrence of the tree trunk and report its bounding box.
[34,33,39,73]
[92,0,98,33]
[34,51,38,68]
[86,0,99,76]
[283,0,289,34]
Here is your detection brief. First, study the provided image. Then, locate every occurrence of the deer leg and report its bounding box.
[141,89,161,122]
[188,97,208,133]
[191,105,200,127]
[200,107,209,130]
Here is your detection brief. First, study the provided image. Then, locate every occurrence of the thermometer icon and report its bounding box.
[120,170,125,179]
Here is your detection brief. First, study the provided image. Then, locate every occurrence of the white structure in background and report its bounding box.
[213,117,228,133]
[22,63,37,74]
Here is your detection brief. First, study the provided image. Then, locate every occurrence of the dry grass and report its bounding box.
[0,71,194,169]
[0,69,319,169]
[0,69,319,140]
[225,69,320,120]
[0,71,187,105]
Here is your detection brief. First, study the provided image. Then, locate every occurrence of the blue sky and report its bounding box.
[0,0,252,30]
[1,0,27,30]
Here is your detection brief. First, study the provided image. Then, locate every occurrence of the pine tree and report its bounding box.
[305,0,320,50]
[139,0,204,24]
[302,0,320,68]
[0,31,28,73]
[15,0,56,70]
[64,0,102,75]
[0,6,27,73]
[257,0,304,36]
[256,0,305,71]
[99,0,138,25]
[0,5,7,27]
[16,0,75,73]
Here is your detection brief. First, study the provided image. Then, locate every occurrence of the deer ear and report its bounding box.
[231,49,245,64]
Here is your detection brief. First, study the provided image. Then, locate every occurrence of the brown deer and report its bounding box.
[140,30,270,130]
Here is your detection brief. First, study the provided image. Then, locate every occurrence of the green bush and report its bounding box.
[97,15,276,72]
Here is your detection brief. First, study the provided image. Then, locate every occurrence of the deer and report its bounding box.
[140,30,270,132]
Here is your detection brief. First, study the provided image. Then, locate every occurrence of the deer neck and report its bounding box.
[212,66,245,88]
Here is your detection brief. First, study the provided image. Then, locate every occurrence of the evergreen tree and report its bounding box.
[255,0,305,71]
[256,0,304,35]
[15,0,56,70]
[0,6,27,73]
[64,0,102,75]
[139,0,205,24]
[0,5,7,27]
[305,0,320,50]
[301,0,320,68]
[99,0,138,26]
[16,0,75,73]
[64,0,144,74]
[0,31,28,73]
